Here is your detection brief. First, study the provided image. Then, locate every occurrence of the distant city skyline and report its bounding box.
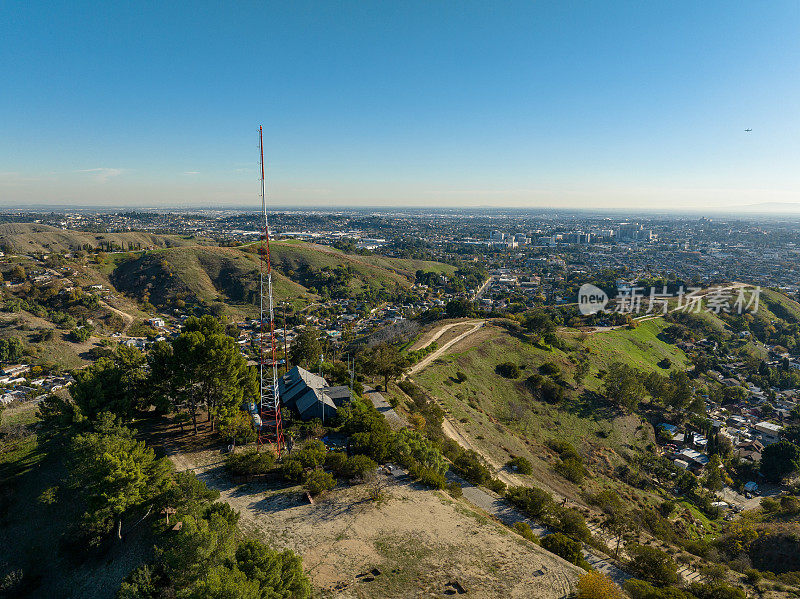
[2,2,800,211]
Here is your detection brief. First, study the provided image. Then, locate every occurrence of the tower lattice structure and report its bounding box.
[256,125,285,456]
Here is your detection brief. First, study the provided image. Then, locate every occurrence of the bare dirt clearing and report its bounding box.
[168,444,581,598]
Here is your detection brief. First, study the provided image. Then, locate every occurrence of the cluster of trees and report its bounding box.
[33,405,311,597]
[150,316,256,436]
[29,313,311,597]
[547,439,587,484]
[525,372,565,404]
[118,478,310,598]
[601,361,706,415]
[0,337,23,363]
[42,316,256,441]
[223,396,450,496]
[505,486,592,551]
[624,579,745,599]
[603,362,646,410]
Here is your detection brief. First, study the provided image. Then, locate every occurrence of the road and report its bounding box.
[449,473,630,584]
[472,276,493,301]
[364,386,408,430]
[412,319,484,351]
[399,317,707,586]
[405,320,485,377]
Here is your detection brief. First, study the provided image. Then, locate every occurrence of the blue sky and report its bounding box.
[2,1,800,210]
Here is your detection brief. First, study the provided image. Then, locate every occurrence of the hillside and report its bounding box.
[0,223,212,255]
[109,246,314,314]
[397,319,690,503]
[109,240,456,314]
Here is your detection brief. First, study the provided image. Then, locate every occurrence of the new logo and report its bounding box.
[578,284,608,315]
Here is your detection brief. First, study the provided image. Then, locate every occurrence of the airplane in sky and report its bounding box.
[745,128,752,132]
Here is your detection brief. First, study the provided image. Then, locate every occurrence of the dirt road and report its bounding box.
[405,320,485,377]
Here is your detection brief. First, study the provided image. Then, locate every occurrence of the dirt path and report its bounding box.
[405,320,485,377]
[410,319,483,352]
[99,299,134,333]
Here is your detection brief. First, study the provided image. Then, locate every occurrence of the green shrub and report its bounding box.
[626,544,679,586]
[554,507,591,542]
[69,327,91,342]
[344,454,377,481]
[547,439,580,460]
[554,457,586,484]
[281,459,304,483]
[293,440,327,469]
[452,449,492,486]
[390,429,448,478]
[538,362,561,377]
[408,463,446,489]
[507,456,533,475]
[496,362,520,378]
[506,486,554,519]
[446,481,462,498]
[542,533,582,564]
[744,568,762,584]
[225,450,276,476]
[324,451,348,475]
[511,521,540,544]
[487,478,507,495]
[304,468,335,496]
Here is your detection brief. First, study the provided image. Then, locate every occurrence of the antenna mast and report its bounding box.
[256,125,285,456]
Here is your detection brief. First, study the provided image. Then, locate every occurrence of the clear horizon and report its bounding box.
[3,2,800,211]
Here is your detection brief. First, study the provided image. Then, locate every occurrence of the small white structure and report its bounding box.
[753,421,782,445]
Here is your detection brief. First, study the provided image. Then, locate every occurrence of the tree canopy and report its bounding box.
[69,413,172,540]
[760,440,800,483]
[149,315,256,434]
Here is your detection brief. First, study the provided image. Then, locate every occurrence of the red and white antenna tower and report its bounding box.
[256,125,285,456]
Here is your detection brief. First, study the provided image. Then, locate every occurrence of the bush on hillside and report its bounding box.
[577,571,621,599]
[324,451,348,475]
[452,449,492,486]
[304,468,335,496]
[538,362,561,377]
[344,454,377,481]
[280,459,304,483]
[507,456,533,475]
[542,533,582,565]
[293,440,327,469]
[506,486,554,519]
[511,521,540,544]
[446,481,462,498]
[408,463,446,489]
[626,544,679,586]
[554,457,587,484]
[496,362,520,378]
[224,450,276,476]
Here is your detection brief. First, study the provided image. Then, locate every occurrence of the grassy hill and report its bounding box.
[109,240,456,315]
[400,319,689,504]
[109,246,314,315]
[0,223,212,255]
[253,239,456,294]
